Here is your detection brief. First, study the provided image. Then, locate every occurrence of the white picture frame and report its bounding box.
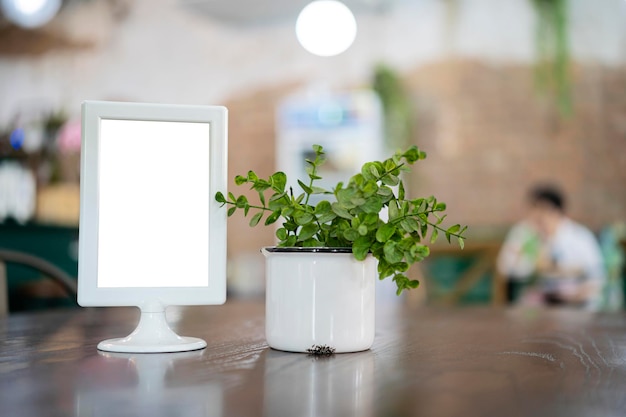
[78,100,227,352]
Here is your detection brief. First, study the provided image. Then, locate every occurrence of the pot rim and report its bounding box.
[262,246,353,254]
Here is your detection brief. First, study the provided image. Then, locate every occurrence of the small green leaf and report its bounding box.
[269,192,287,202]
[227,206,236,217]
[351,217,361,228]
[361,163,376,181]
[316,211,337,224]
[369,164,380,178]
[383,241,403,264]
[270,172,287,193]
[298,179,313,194]
[294,193,305,204]
[350,197,366,207]
[315,200,332,214]
[401,201,410,216]
[215,192,226,203]
[234,175,247,185]
[353,236,371,260]
[264,211,281,226]
[297,223,318,242]
[376,223,395,243]
[276,228,288,241]
[249,212,263,227]
[246,171,259,182]
[311,186,330,194]
[301,238,322,247]
[393,261,409,273]
[283,235,297,246]
[378,260,395,280]
[252,180,271,192]
[343,228,360,242]
[388,201,399,220]
[362,180,378,196]
[361,196,383,214]
[351,173,365,186]
[364,213,379,226]
[268,193,287,211]
[294,210,314,226]
[336,188,358,208]
[236,195,248,208]
[381,173,399,186]
[414,198,426,212]
[430,228,439,244]
[400,218,419,233]
[377,186,393,197]
[357,224,368,236]
[402,146,423,163]
[331,203,352,220]
[447,224,461,235]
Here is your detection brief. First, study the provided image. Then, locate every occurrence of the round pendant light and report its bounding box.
[296,0,357,57]
[1,0,62,29]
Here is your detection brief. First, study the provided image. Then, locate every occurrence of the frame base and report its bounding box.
[97,310,206,353]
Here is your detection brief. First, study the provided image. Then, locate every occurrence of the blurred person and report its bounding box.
[497,185,606,310]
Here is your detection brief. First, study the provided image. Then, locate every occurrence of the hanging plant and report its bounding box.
[372,64,414,150]
[531,0,572,117]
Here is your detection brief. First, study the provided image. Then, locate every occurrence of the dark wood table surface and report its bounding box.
[1,301,626,417]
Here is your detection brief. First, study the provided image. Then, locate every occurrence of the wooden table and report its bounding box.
[1,301,625,417]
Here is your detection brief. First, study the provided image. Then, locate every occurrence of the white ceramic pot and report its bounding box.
[262,247,376,353]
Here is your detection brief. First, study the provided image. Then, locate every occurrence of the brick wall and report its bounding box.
[223,60,626,256]
[405,60,626,232]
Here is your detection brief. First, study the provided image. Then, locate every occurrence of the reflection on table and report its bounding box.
[76,350,221,417]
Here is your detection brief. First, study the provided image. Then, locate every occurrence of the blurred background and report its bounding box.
[0,0,624,312]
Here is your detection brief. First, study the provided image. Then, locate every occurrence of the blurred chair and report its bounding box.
[0,249,77,316]
[599,223,626,311]
[421,242,506,306]
[0,261,6,316]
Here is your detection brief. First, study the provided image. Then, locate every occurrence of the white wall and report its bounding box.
[0,0,624,125]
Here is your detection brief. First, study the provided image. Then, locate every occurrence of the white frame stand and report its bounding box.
[97,306,206,353]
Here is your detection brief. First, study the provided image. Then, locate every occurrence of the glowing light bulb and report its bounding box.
[296,0,357,57]
[15,0,47,15]
[1,0,61,28]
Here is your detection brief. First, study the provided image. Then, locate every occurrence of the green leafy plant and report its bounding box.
[215,145,467,295]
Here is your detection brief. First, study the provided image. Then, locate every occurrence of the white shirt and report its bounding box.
[497,218,606,309]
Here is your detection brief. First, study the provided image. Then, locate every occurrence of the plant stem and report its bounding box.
[389,212,465,239]
[303,156,321,206]
[223,200,273,213]
[377,162,405,183]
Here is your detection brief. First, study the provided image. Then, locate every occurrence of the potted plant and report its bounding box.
[216,144,466,353]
